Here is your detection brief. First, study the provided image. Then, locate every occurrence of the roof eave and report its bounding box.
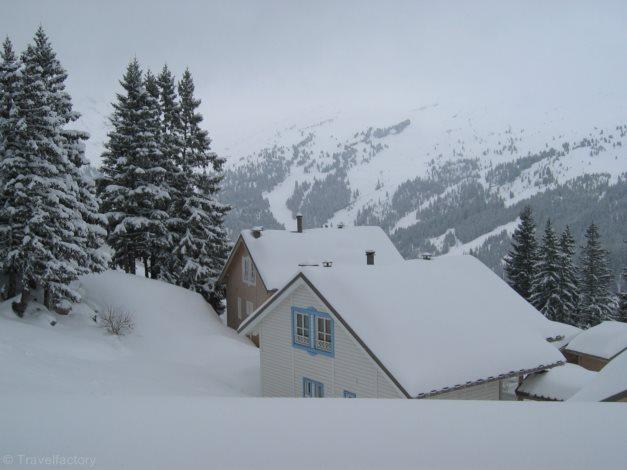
[412,360,565,399]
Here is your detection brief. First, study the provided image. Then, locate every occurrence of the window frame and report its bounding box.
[291,306,334,357]
[303,377,324,398]
[245,300,254,317]
[237,297,242,320]
[242,256,256,286]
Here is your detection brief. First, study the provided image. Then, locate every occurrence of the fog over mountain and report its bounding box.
[2,0,626,278]
[2,1,627,162]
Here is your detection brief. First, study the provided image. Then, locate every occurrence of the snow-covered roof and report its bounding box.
[569,349,627,402]
[224,226,404,291]
[241,255,565,397]
[564,321,627,360]
[517,363,596,401]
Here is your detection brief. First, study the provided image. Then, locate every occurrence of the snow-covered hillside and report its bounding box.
[0,271,259,396]
[221,99,627,276]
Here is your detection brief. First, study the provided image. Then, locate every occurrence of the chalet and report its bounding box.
[569,349,627,402]
[238,255,565,399]
[516,363,596,401]
[216,215,403,332]
[562,321,627,371]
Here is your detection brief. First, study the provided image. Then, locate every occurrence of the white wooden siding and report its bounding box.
[257,281,501,400]
[429,380,500,400]
[258,282,403,398]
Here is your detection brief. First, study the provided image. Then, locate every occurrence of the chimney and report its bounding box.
[296,213,303,233]
[251,226,263,239]
[366,250,375,265]
[322,261,333,268]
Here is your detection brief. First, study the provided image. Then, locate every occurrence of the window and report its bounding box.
[245,300,254,317]
[294,311,310,346]
[343,391,356,398]
[291,307,334,356]
[315,317,332,352]
[242,256,255,285]
[237,297,242,320]
[303,378,324,398]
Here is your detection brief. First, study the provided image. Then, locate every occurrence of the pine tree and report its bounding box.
[170,69,230,305]
[578,222,616,327]
[617,241,627,323]
[556,226,579,325]
[99,59,171,275]
[618,268,627,323]
[156,64,183,282]
[0,37,24,299]
[530,219,560,320]
[8,40,76,312]
[505,206,538,301]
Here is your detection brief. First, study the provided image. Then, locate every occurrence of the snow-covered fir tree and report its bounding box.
[99,59,171,275]
[156,64,183,283]
[556,225,579,325]
[0,37,23,299]
[505,206,538,302]
[142,69,172,278]
[578,222,616,327]
[7,28,102,314]
[530,219,560,320]
[617,243,627,323]
[169,68,230,305]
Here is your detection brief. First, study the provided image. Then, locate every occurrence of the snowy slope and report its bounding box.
[0,271,259,396]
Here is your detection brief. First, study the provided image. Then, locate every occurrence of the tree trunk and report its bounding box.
[143,256,150,278]
[44,287,52,310]
[12,288,31,318]
[6,270,17,299]
[128,252,136,275]
[150,252,159,279]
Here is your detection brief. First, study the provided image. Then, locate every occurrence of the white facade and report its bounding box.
[254,281,505,400]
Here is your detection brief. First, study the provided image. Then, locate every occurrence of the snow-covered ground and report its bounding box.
[0,271,259,397]
[2,398,626,469]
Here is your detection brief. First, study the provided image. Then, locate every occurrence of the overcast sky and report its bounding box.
[2,0,627,157]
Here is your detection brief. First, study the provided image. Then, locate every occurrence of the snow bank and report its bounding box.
[517,363,596,401]
[1,397,625,470]
[565,321,627,360]
[0,270,259,396]
[570,350,627,402]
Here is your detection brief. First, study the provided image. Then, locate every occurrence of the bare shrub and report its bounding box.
[101,307,135,336]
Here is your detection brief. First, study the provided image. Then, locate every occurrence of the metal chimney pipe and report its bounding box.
[366,250,375,265]
[297,213,303,233]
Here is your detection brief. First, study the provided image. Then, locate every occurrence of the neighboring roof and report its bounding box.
[546,322,582,349]
[241,255,565,398]
[569,349,627,402]
[517,363,596,401]
[218,226,404,291]
[564,321,627,360]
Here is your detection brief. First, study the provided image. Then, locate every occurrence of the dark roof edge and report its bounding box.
[601,389,627,402]
[414,360,565,399]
